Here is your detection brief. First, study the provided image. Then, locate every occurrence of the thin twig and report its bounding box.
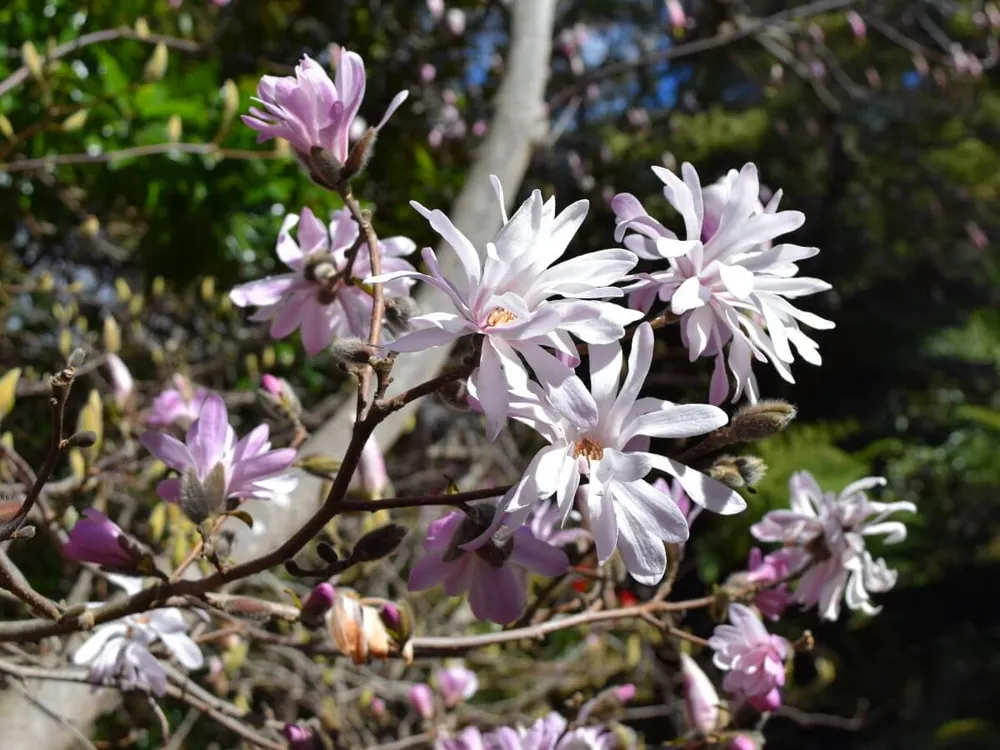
[0,142,286,173]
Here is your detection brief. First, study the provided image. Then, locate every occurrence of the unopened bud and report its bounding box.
[61,110,89,132]
[11,525,35,541]
[102,315,122,354]
[134,18,151,39]
[340,128,376,182]
[731,400,797,441]
[305,146,342,190]
[578,682,637,724]
[708,454,767,492]
[384,295,420,335]
[67,430,97,448]
[297,454,341,480]
[350,523,406,564]
[220,597,275,621]
[408,683,435,719]
[166,114,182,143]
[680,651,723,735]
[0,115,13,140]
[22,42,44,82]
[0,368,22,419]
[144,43,169,81]
[220,79,240,123]
[316,541,340,564]
[328,591,391,664]
[300,582,336,629]
[330,338,375,367]
[67,348,87,369]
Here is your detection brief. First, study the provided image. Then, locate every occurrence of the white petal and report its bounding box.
[645,453,746,515]
[623,403,728,443]
[718,264,755,299]
[159,631,204,670]
[476,338,513,440]
[671,276,708,314]
[517,344,598,430]
[585,482,618,563]
[73,625,127,665]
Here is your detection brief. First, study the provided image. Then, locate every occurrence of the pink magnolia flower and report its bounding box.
[739,547,804,620]
[652,476,701,528]
[140,393,298,521]
[708,603,789,711]
[357,434,389,500]
[64,509,139,570]
[751,472,914,620]
[437,663,479,706]
[299,582,335,629]
[485,712,622,750]
[479,323,745,585]
[146,374,209,428]
[105,354,134,408]
[612,163,834,404]
[408,506,568,624]
[368,176,642,438]
[680,652,722,735]
[242,52,408,172]
[528,500,589,549]
[283,724,318,749]
[437,727,485,750]
[230,207,416,355]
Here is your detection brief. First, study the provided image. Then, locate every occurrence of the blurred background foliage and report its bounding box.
[2,0,999,748]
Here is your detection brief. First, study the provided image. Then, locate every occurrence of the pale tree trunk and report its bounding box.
[0,0,558,745]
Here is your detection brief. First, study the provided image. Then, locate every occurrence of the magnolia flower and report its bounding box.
[231,207,416,355]
[481,323,745,585]
[73,575,203,695]
[727,547,806,621]
[485,712,623,750]
[283,724,318,749]
[437,663,479,707]
[368,176,642,438]
[408,505,568,624]
[652,476,701,528]
[680,652,722,735]
[751,472,915,620]
[528,500,589,549]
[708,603,789,711]
[105,354,134,408]
[357,434,390,500]
[437,727,486,750]
[140,393,297,521]
[612,163,834,404]
[299,582,336,629]
[242,52,408,175]
[146,374,209,428]
[408,683,435,719]
[64,509,142,571]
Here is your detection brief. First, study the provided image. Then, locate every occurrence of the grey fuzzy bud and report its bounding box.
[66,430,98,448]
[67,348,87,369]
[708,454,768,492]
[350,524,407,564]
[730,400,797,441]
[305,146,343,191]
[384,296,420,335]
[330,338,376,366]
[341,128,376,183]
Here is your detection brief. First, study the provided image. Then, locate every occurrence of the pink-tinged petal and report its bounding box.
[644,453,746,515]
[652,164,702,240]
[157,478,181,501]
[229,449,296,491]
[655,237,701,258]
[532,249,636,298]
[72,624,128,665]
[556,300,644,345]
[719,263,755,299]
[296,207,329,254]
[424,511,465,550]
[140,432,194,473]
[375,90,409,131]
[680,652,721,734]
[623,403,728,443]
[274,213,303,266]
[192,394,229,472]
[541,198,589,268]
[268,294,309,339]
[386,322,467,352]
[299,302,335,355]
[597,449,652,483]
[510,529,569,576]
[613,495,669,584]
[671,276,708,314]
[475,338,512,441]
[709,351,730,405]
[408,553,453,591]
[585,483,618,563]
[497,305,562,341]
[409,201,481,293]
[158,630,204,670]
[620,478,690,544]
[231,423,271,463]
[229,275,298,307]
[518,344,598,430]
[468,562,525,623]
[752,275,831,297]
[611,192,672,242]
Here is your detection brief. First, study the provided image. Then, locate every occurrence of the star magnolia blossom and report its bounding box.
[146,374,208,428]
[436,663,479,707]
[230,207,416,355]
[408,505,568,624]
[140,393,298,519]
[708,603,790,712]
[73,575,203,695]
[368,176,643,438]
[479,323,745,585]
[242,51,408,171]
[485,712,623,750]
[612,162,834,404]
[751,471,915,620]
[680,652,722,735]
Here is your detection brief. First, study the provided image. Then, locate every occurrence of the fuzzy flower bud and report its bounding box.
[730,400,797,441]
[106,354,135,409]
[299,582,335,629]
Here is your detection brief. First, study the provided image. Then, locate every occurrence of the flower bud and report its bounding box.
[304,146,343,190]
[436,664,478,707]
[384,295,420,335]
[446,8,466,35]
[220,79,240,123]
[297,454,341,480]
[21,42,44,82]
[106,354,134,409]
[328,591,391,665]
[708,455,767,492]
[330,338,376,368]
[578,682,636,724]
[61,110,89,132]
[282,724,318,750]
[340,128,376,183]
[300,582,335,629]
[680,652,722,735]
[0,368,22,420]
[143,43,169,82]
[357,435,389,500]
[730,400,797,441]
[350,523,407,564]
[729,736,757,750]
[408,683,435,719]
[64,509,145,572]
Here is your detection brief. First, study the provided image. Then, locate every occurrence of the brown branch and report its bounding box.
[0,553,61,620]
[0,27,201,99]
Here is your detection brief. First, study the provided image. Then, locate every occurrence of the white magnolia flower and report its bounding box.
[612,162,834,404]
[474,323,745,585]
[751,471,916,620]
[73,575,204,695]
[368,176,642,438]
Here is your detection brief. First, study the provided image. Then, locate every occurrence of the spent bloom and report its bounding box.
[751,472,915,620]
[230,207,416,355]
[140,393,297,521]
[64,509,143,572]
[146,374,208,428]
[369,176,642,438]
[73,575,203,695]
[708,603,789,712]
[612,163,834,404]
[483,323,745,585]
[242,51,408,180]
[408,505,568,623]
[105,354,134,409]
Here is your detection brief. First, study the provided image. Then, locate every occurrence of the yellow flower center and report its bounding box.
[572,437,604,461]
[485,307,517,327]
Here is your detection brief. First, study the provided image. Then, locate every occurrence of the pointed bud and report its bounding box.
[730,400,797,441]
[0,368,22,419]
[66,430,97,448]
[384,296,420,335]
[680,652,722,735]
[330,338,376,367]
[220,79,240,123]
[350,523,406,564]
[134,18,151,39]
[408,683,435,719]
[0,115,15,140]
[102,315,122,354]
[340,128,376,182]
[61,110,89,132]
[297,454,341,480]
[357,435,389,500]
[166,114,182,143]
[305,146,342,190]
[105,354,134,408]
[300,582,336,629]
[729,737,757,750]
[21,41,44,82]
[65,509,145,571]
[708,455,767,492]
[144,43,169,82]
